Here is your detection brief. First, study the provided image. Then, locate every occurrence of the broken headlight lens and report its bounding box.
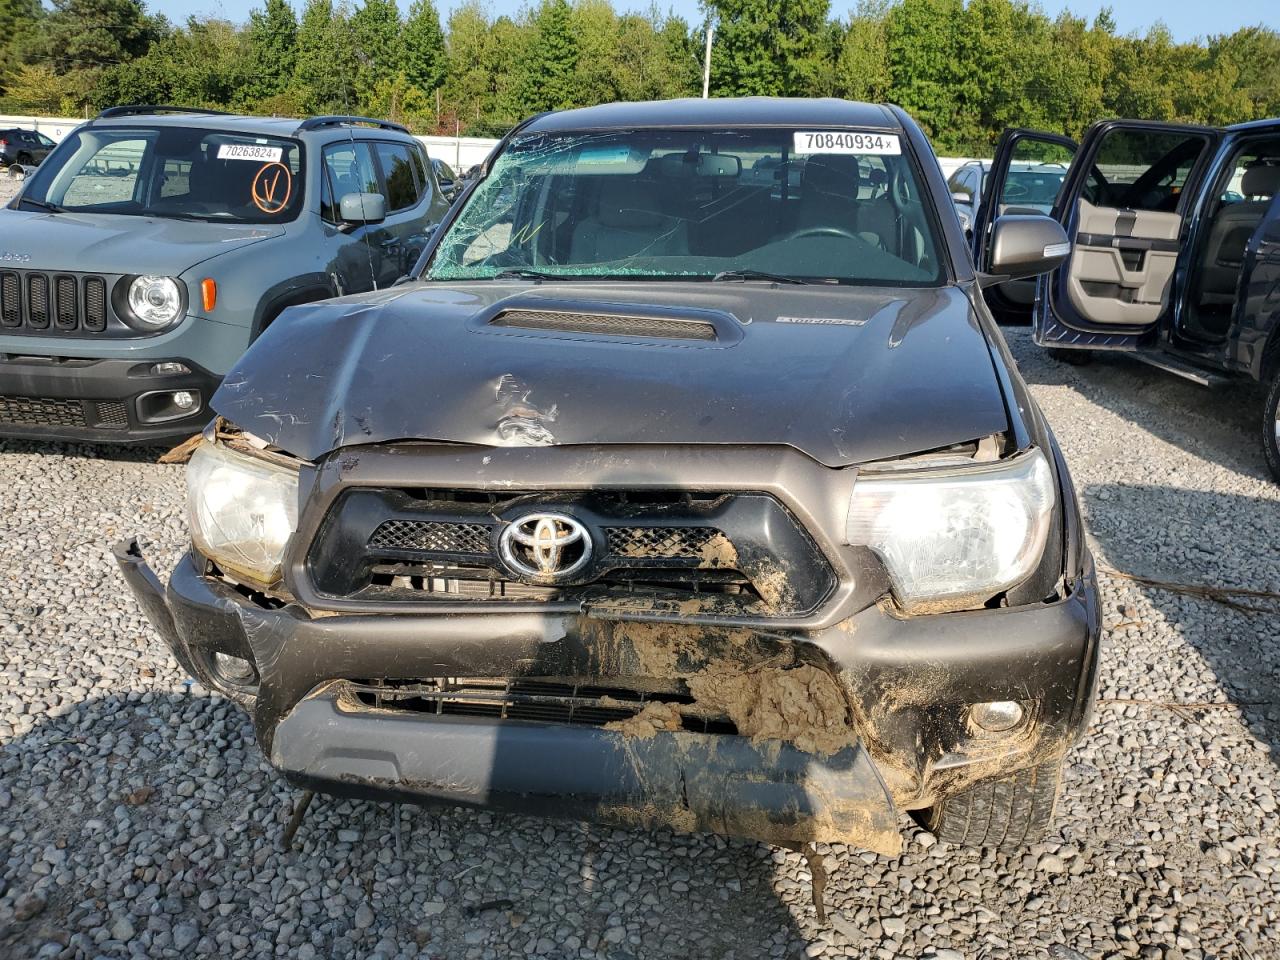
[845,449,1055,612]
[186,442,299,585]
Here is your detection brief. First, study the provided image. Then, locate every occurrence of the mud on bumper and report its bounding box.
[115,540,1101,856]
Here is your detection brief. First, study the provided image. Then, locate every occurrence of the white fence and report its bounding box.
[2,113,978,179]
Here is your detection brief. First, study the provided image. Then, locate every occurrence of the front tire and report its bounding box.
[1262,370,1280,484]
[918,761,1062,850]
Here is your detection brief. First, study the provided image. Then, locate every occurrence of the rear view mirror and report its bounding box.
[697,154,741,178]
[339,191,386,226]
[983,214,1071,284]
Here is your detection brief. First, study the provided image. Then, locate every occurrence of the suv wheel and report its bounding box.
[1046,347,1092,366]
[1263,370,1280,483]
[917,760,1062,850]
[15,152,32,166]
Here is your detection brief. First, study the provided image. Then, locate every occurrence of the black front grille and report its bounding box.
[0,270,115,334]
[491,309,718,341]
[83,276,107,331]
[27,274,49,328]
[369,519,491,555]
[94,401,129,429]
[346,678,736,734]
[311,487,836,615]
[0,395,86,427]
[54,275,78,330]
[605,526,720,560]
[0,272,20,327]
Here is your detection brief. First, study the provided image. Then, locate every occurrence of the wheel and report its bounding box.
[1046,347,1092,366]
[1262,370,1280,483]
[917,760,1062,850]
[15,152,32,166]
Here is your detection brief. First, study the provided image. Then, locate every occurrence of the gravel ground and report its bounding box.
[1,326,1278,960]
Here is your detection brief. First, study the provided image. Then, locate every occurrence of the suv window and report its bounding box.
[20,126,305,223]
[1084,129,1208,213]
[321,141,380,222]
[374,141,420,212]
[413,147,434,195]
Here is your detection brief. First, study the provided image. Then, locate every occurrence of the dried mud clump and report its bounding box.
[686,662,857,758]
[603,701,685,739]
[698,533,739,570]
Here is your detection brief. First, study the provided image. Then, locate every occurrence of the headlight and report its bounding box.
[126,276,184,328]
[187,442,299,585]
[846,449,1055,612]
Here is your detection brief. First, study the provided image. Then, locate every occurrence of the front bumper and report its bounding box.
[116,540,1101,855]
[0,355,219,443]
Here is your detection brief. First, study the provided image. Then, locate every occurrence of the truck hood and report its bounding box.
[0,210,284,275]
[213,281,1010,467]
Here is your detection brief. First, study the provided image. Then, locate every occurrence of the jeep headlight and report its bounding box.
[126,275,184,329]
[845,449,1055,612]
[187,442,299,585]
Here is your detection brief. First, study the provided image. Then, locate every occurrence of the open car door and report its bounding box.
[971,128,1077,323]
[1014,121,1220,351]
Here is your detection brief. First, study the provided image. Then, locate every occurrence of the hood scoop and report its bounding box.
[484,302,735,344]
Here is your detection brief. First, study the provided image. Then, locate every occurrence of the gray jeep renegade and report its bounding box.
[0,106,450,444]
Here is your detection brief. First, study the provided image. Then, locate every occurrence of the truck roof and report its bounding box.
[523,97,902,135]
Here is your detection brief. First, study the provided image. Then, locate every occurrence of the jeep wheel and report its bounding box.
[1263,370,1280,484]
[1046,347,1092,366]
[918,760,1062,850]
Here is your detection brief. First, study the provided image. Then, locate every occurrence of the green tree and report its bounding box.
[242,0,298,104]
[834,1,892,103]
[96,17,248,110]
[39,0,161,72]
[403,0,447,98]
[517,0,579,112]
[294,0,357,113]
[707,0,831,97]
[1209,27,1280,119]
[0,0,42,96]
[350,0,403,110]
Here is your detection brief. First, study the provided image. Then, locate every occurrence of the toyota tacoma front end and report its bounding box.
[117,98,1100,857]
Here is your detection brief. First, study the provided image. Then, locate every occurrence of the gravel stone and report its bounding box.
[0,322,1278,958]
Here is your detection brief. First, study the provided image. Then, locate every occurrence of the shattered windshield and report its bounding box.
[18,125,305,224]
[425,128,945,285]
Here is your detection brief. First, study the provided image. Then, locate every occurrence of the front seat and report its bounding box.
[797,155,897,252]
[570,178,687,263]
[1200,163,1280,302]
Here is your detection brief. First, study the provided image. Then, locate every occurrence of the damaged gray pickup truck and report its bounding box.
[117,98,1101,859]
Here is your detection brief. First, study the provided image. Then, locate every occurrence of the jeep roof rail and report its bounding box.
[295,115,410,135]
[96,105,231,120]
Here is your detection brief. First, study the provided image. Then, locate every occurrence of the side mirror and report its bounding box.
[951,191,971,205]
[983,214,1071,284]
[339,191,386,226]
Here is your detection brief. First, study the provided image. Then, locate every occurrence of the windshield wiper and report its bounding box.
[18,197,63,214]
[493,268,564,281]
[711,269,808,285]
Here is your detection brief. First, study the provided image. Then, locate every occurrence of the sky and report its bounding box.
[165,0,1273,43]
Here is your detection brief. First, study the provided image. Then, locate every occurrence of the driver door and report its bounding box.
[982,121,1221,350]
[971,129,1077,323]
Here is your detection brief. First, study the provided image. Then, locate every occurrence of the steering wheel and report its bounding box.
[1002,180,1031,201]
[782,225,860,243]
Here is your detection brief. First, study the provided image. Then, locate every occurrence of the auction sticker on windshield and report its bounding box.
[793,132,901,155]
[217,144,284,163]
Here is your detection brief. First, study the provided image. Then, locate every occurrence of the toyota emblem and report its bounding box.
[499,513,592,581]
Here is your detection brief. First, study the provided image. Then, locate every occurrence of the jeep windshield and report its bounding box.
[425,128,945,285]
[17,126,304,224]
